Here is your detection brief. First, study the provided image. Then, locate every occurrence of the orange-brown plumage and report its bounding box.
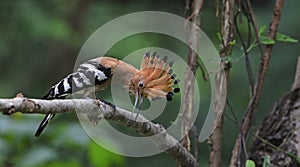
[35,52,180,137]
[127,52,180,120]
[128,52,180,101]
[87,54,180,101]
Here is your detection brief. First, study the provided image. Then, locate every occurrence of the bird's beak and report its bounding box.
[131,90,139,117]
[135,90,144,121]
[131,88,144,121]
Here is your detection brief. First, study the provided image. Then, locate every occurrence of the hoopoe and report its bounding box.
[35,52,180,137]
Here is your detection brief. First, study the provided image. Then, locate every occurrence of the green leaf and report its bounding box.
[263,155,271,167]
[259,25,267,36]
[217,32,222,41]
[246,160,256,167]
[260,36,275,45]
[229,40,236,46]
[276,32,298,43]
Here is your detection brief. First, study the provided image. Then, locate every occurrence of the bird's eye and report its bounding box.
[138,81,144,88]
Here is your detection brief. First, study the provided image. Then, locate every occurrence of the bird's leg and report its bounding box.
[83,87,102,126]
[82,87,96,99]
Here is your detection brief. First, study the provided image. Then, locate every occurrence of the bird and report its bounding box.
[35,52,180,137]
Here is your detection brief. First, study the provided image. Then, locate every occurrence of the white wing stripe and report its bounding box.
[63,78,71,90]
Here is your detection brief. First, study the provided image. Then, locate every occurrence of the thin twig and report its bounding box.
[192,125,199,158]
[230,0,285,166]
[234,11,254,97]
[246,0,264,58]
[226,99,239,125]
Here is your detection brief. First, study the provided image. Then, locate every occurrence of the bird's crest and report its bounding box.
[129,52,180,121]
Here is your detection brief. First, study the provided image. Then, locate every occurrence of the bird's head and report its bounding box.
[128,52,180,120]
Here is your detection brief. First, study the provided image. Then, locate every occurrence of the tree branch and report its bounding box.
[0,97,198,167]
[209,0,234,166]
[249,56,300,165]
[181,0,203,153]
[230,0,285,166]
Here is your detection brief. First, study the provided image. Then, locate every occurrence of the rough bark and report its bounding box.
[181,0,203,152]
[249,57,300,166]
[209,0,234,166]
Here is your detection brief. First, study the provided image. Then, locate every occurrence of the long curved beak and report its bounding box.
[130,90,139,120]
[135,93,144,121]
[130,89,144,121]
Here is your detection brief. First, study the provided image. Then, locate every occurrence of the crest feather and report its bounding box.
[137,52,180,100]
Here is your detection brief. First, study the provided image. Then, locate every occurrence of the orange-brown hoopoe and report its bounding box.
[35,52,180,137]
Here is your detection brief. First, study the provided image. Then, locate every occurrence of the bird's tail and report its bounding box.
[34,89,66,137]
[34,114,55,137]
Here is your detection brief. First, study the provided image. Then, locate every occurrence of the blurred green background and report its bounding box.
[0,0,299,166]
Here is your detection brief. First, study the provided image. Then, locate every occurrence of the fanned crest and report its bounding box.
[129,52,180,121]
[138,52,180,100]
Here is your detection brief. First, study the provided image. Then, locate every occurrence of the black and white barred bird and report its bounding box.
[35,53,180,137]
